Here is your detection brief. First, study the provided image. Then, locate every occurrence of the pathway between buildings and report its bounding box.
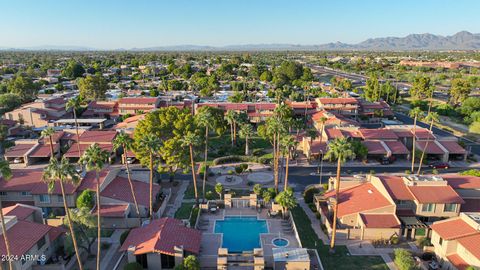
[164,180,189,217]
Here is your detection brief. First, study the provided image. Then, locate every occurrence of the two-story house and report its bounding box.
[4,97,70,128]
[118,97,160,115]
[63,130,117,162]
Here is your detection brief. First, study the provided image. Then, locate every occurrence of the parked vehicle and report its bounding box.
[13,157,23,164]
[126,157,136,164]
[378,156,396,165]
[429,161,449,169]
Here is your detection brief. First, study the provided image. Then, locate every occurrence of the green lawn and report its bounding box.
[174,202,195,219]
[208,134,271,159]
[291,206,389,270]
[184,182,250,200]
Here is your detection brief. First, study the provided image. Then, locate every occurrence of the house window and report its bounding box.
[444,204,457,212]
[0,192,6,196]
[39,195,50,203]
[57,195,63,202]
[438,237,443,246]
[37,236,46,249]
[21,191,31,196]
[422,204,435,212]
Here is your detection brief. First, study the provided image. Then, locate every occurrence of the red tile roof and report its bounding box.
[415,141,446,154]
[377,175,415,201]
[325,128,344,139]
[438,141,466,154]
[0,220,55,256]
[443,174,480,189]
[93,204,128,217]
[78,130,117,143]
[318,98,359,105]
[100,176,160,207]
[393,129,414,138]
[359,129,398,140]
[28,143,59,158]
[120,217,201,256]
[362,140,388,155]
[77,170,110,191]
[4,143,35,157]
[360,214,400,228]
[384,141,410,154]
[414,129,436,140]
[118,97,159,104]
[431,218,478,240]
[64,142,113,157]
[2,204,35,220]
[39,131,64,144]
[408,185,464,204]
[457,234,480,260]
[324,183,393,217]
[446,254,469,270]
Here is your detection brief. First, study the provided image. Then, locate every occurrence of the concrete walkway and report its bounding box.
[297,195,329,244]
[164,180,189,217]
[101,229,127,270]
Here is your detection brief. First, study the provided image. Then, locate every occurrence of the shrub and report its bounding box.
[432,169,439,175]
[124,262,143,270]
[460,169,480,177]
[253,184,263,196]
[322,183,328,191]
[308,203,317,212]
[235,166,243,174]
[303,186,320,204]
[76,190,95,209]
[227,170,234,175]
[416,237,432,248]
[369,170,376,175]
[394,248,415,270]
[405,170,411,175]
[240,163,248,171]
[205,191,215,200]
[390,236,399,245]
[120,230,130,245]
[315,212,321,219]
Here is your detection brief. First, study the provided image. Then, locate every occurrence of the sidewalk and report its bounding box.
[101,229,127,270]
[164,180,189,217]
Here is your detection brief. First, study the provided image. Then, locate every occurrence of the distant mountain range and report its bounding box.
[2,31,479,51]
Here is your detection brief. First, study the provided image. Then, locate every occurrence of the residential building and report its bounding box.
[63,130,117,161]
[120,217,201,269]
[3,97,70,128]
[82,101,119,119]
[118,97,161,115]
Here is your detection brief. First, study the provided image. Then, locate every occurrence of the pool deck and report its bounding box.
[197,208,301,269]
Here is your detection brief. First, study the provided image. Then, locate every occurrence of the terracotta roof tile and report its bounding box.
[2,204,35,220]
[457,234,480,260]
[443,174,480,189]
[446,254,469,270]
[0,220,52,256]
[431,218,477,240]
[93,204,129,217]
[438,141,466,154]
[408,185,464,204]
[101,176,160,207]
[120,217,201,255]
[384,141,410,154]
[360,214,400,228]
[64,142,113,157]
[4,143,35,157]
[362,140,388,154]
[377,175,415,201]
[415,141,446,154]
[78,130,117,143]
[359,129,399,140]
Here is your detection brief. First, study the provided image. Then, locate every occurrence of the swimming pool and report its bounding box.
[215,216,268,253]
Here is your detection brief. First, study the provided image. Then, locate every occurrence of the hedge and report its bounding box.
[212,155,271,165]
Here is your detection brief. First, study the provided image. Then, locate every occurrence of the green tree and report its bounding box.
[176,255,200,270]
[470,121,480,135]
[253,184,263,197]
[364,73,380,102]
[409,107,423,172]
[66,97,83,159]
[450,78,472,105]
[281,135,297,190]
[275,188,297,218]
[77,74,108,100]
[76,190,94,209]
[113,132,140,215]
[323,138,356,252]
[215,183,223,199]
[0,159,14,270]
[63,61,85,78]
[225,110,238,146]
[0,93,22,113]
[181,132,201,205]
[259,70,273,82]
[41,127,56,159]
[239,123,254,155]
[64,207,96,256]
[7,74,37,100]
[409,76,434,102]
[138,134,162,219]
[417,112,439,174]
[42,157,84,270]
[79,143,109,270]
[393,248,415,270]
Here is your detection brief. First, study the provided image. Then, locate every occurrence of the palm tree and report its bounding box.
[181,132,201,205]
[409,107,423,173]
[324,138,356,253]
[239,124,254,155]
[267,117,286,193]
[41,127,56,159]
[0,159,13,270]
[42,157,84,270]
[274,188,297,218]
[113,132,140,216]
[0,124,8,157]
[417,112,440,175]
[225,110,237,147]
[195,108,213,201]
[281,135,297,190]
[79,144,109,270]
[139,135,161,219]
[66,97,83,160]
[317,116,328,174]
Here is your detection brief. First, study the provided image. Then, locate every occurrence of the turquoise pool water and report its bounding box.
[215,216,268,253]
[272,238,289,247]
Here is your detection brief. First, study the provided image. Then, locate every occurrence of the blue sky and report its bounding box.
[0,0,478,49]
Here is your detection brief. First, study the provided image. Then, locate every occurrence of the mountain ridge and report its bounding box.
[1,31,479,51]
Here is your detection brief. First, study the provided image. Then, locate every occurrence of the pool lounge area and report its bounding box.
[197,207,306,269]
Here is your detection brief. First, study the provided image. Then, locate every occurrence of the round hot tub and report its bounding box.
[272,238,289,247]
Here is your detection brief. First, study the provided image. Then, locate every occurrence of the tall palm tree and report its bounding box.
[409,107,422,173]
[195,108,213,201]
[317,116,328,174]
[267,117,286,193]
[239,124,254,156]
[139,135,161,219]
[66,97,83,160]
[225,110,237,146]
[324,138,356,253]
[0,124,8,157]
[42,157,84,270]
[281,135,297,190]
[41,127,56,159]
[113,132,140,216]
[79,144,109,270]
[0,159,13,270]
[417,112,440,175]
[181,132,201,205]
